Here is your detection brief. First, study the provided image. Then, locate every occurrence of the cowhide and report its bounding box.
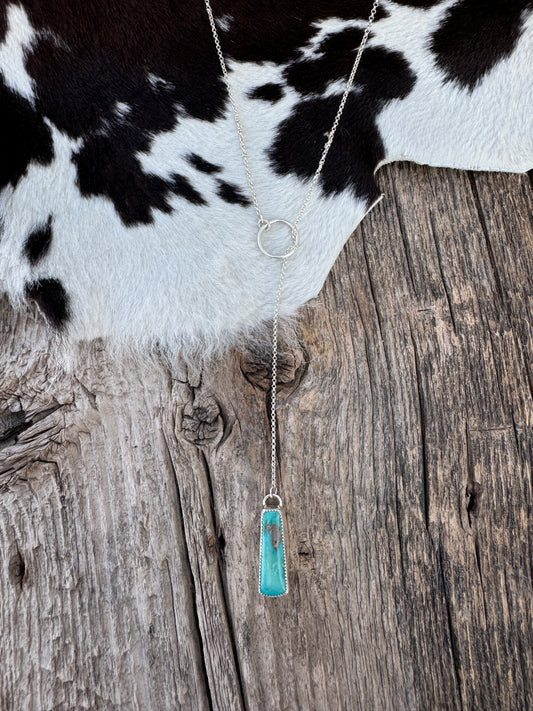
[0,1,532,357]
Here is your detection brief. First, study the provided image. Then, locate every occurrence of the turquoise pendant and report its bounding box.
[259,506,288,597]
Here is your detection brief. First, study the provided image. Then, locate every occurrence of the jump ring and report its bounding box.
[257,219,299,259]
[262,493,283,508]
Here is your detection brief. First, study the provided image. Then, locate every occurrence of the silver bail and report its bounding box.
[262,493,283,508]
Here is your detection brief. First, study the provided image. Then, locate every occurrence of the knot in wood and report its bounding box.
[466,480,483,519]
[181,396,223,446]
[240,341,308,392]
[297,540,315,567]
[206,531,225,564]
[8,549,26,588]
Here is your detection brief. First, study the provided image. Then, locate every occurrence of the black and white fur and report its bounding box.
[0,0,532,357]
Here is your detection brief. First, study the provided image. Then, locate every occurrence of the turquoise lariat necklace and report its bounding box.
[204,0,381,596]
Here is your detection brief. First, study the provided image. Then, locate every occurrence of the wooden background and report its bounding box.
[1,162,532,711]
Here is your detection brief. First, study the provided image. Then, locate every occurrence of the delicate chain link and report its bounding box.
[293,0,380,230]
[204,0,380,500]
[269,254,288,495]
[204,0,266,226]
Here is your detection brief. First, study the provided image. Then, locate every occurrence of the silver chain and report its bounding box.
[204,0,380,499]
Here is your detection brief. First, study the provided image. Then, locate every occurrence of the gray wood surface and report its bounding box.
[1,163,532,711]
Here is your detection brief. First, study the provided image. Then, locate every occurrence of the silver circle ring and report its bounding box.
[257,219,300,259]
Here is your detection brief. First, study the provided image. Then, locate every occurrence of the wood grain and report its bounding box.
[1,163,532,711]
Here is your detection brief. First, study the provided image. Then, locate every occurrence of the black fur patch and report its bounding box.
[270,47,416,202]
[187,153,222,174]
[248,83,284,103]
[21,1,226,225]
[23,3,227,132]
[216,180,251,206]
[171,174,207,205]
[392,0,441,6]
[198,1,388,66]
[74,137,207,224]
[23,215,53,265]
[73,133,174,225]
[318,26,367,58]
[284,28,366,96]
[0,6,7,42]
[25,278,70,329]
[431,0,533,90]
[13,1,390,224]
[0,81,54,190]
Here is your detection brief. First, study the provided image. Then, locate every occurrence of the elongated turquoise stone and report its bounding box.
[260,508,287,596]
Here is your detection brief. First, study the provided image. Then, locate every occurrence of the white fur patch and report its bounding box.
[0,4,37,101]
[375,2,533,172]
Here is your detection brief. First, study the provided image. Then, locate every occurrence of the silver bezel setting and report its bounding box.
[259,506,288,597]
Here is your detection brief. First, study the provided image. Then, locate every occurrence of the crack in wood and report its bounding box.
[0,404,64,451]
[408,321,430,535]
[198,448,248,711]
[161,428,215,711]
[438,546,465,711]
[467,172,505,307]
[428,211,458,335]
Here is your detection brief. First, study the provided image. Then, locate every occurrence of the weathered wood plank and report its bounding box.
[0,332,212,711]
[1,163,532,710]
